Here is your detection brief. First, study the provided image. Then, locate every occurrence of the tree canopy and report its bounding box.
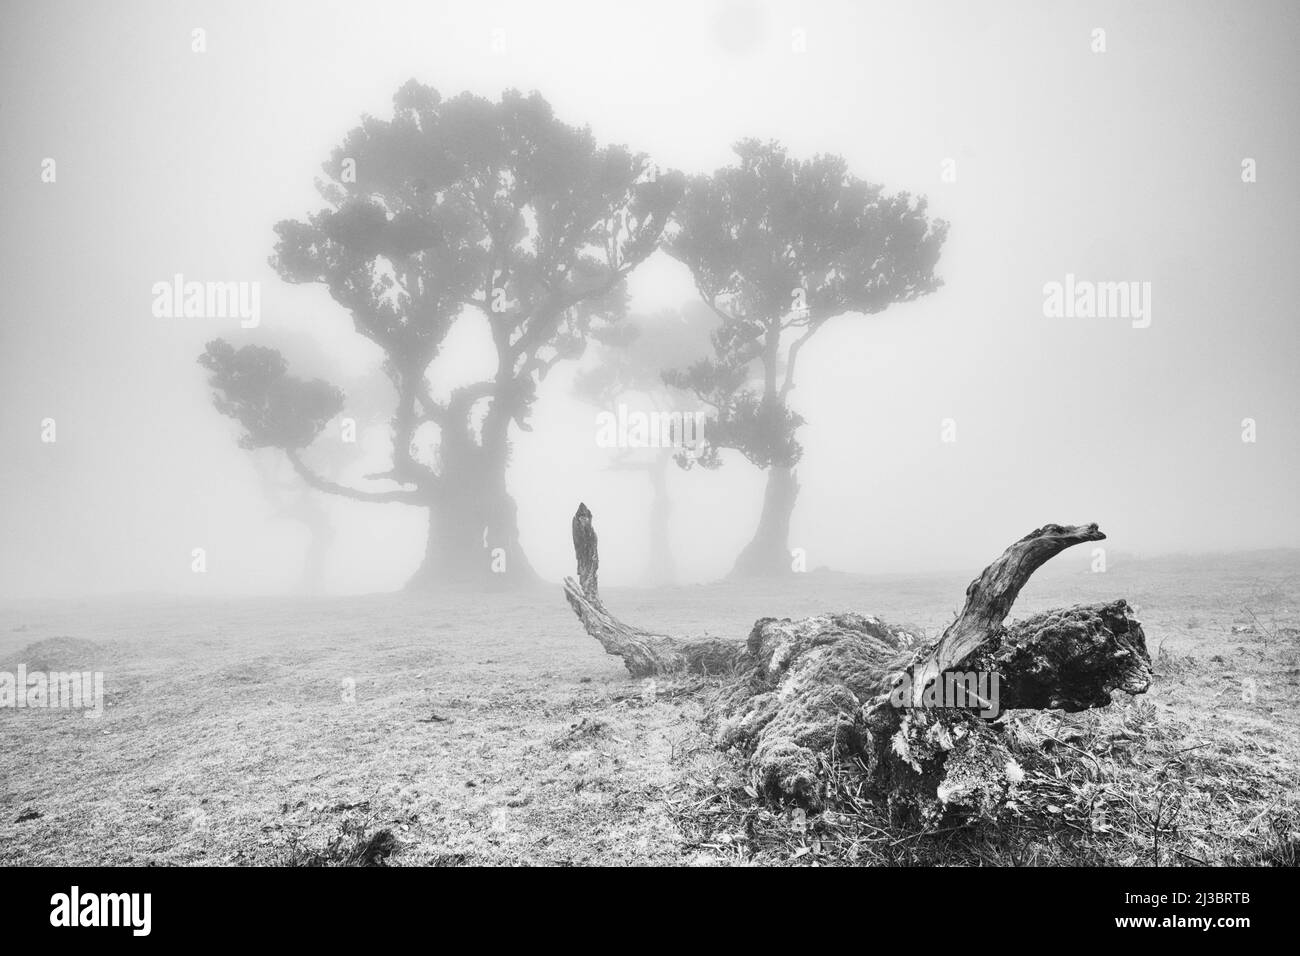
[200,82,683,586]
[666,138,947,471]
[664,140,948,575]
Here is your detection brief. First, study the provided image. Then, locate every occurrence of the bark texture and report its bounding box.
[561,503,1152,822]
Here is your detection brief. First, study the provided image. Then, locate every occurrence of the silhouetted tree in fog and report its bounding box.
[249,451,335,591]
[200,82,682,589]
[665,140,947,577]
[573,304,715,585]
[228,332,391,592]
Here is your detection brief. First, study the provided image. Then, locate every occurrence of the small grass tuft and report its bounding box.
[279,820,399,867]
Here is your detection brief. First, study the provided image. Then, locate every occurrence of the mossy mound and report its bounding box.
[708,613,919,808]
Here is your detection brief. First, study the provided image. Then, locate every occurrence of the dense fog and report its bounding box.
[2,0,1297,598]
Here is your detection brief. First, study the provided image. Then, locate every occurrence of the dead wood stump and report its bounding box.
[561,503,1151,822]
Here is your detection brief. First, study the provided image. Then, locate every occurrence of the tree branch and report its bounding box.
[906,523,1106,703]
[285,448,423,504]
[563,503,745,675]
[780,325,819,399]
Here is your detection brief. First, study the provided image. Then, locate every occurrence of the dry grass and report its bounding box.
[1,549,1296,866]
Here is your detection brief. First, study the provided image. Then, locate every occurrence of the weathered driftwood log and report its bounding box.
[561,503,1152,822]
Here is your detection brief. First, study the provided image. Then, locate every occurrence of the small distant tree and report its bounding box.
[666,140,947,577]
[229,332,392,592]
[199,82,682,589]
[249,450,336,592]
[573,304,714,585]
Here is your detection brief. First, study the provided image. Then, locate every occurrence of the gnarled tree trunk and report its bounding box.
[646,453,676,586]
[729,464,799,578]
[562,503,1151,822]
[406,486,538,590]
[404,401,540,590]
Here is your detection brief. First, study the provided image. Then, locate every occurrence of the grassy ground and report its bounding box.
[1,550,1297,866]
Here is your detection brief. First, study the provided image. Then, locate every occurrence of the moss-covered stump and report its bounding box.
[707,613,918,808]
[964,600,1152,711]
[699,601,1150,820]
[863,708,1015,823]
[561,503,1152,823]
[861,600,1151,823]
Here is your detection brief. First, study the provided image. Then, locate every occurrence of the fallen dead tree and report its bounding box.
[562,503,1152,823]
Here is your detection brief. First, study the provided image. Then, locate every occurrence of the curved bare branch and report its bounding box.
[285,448,423,505]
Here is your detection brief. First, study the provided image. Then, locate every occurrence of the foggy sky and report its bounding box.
[2,0,1297,597]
